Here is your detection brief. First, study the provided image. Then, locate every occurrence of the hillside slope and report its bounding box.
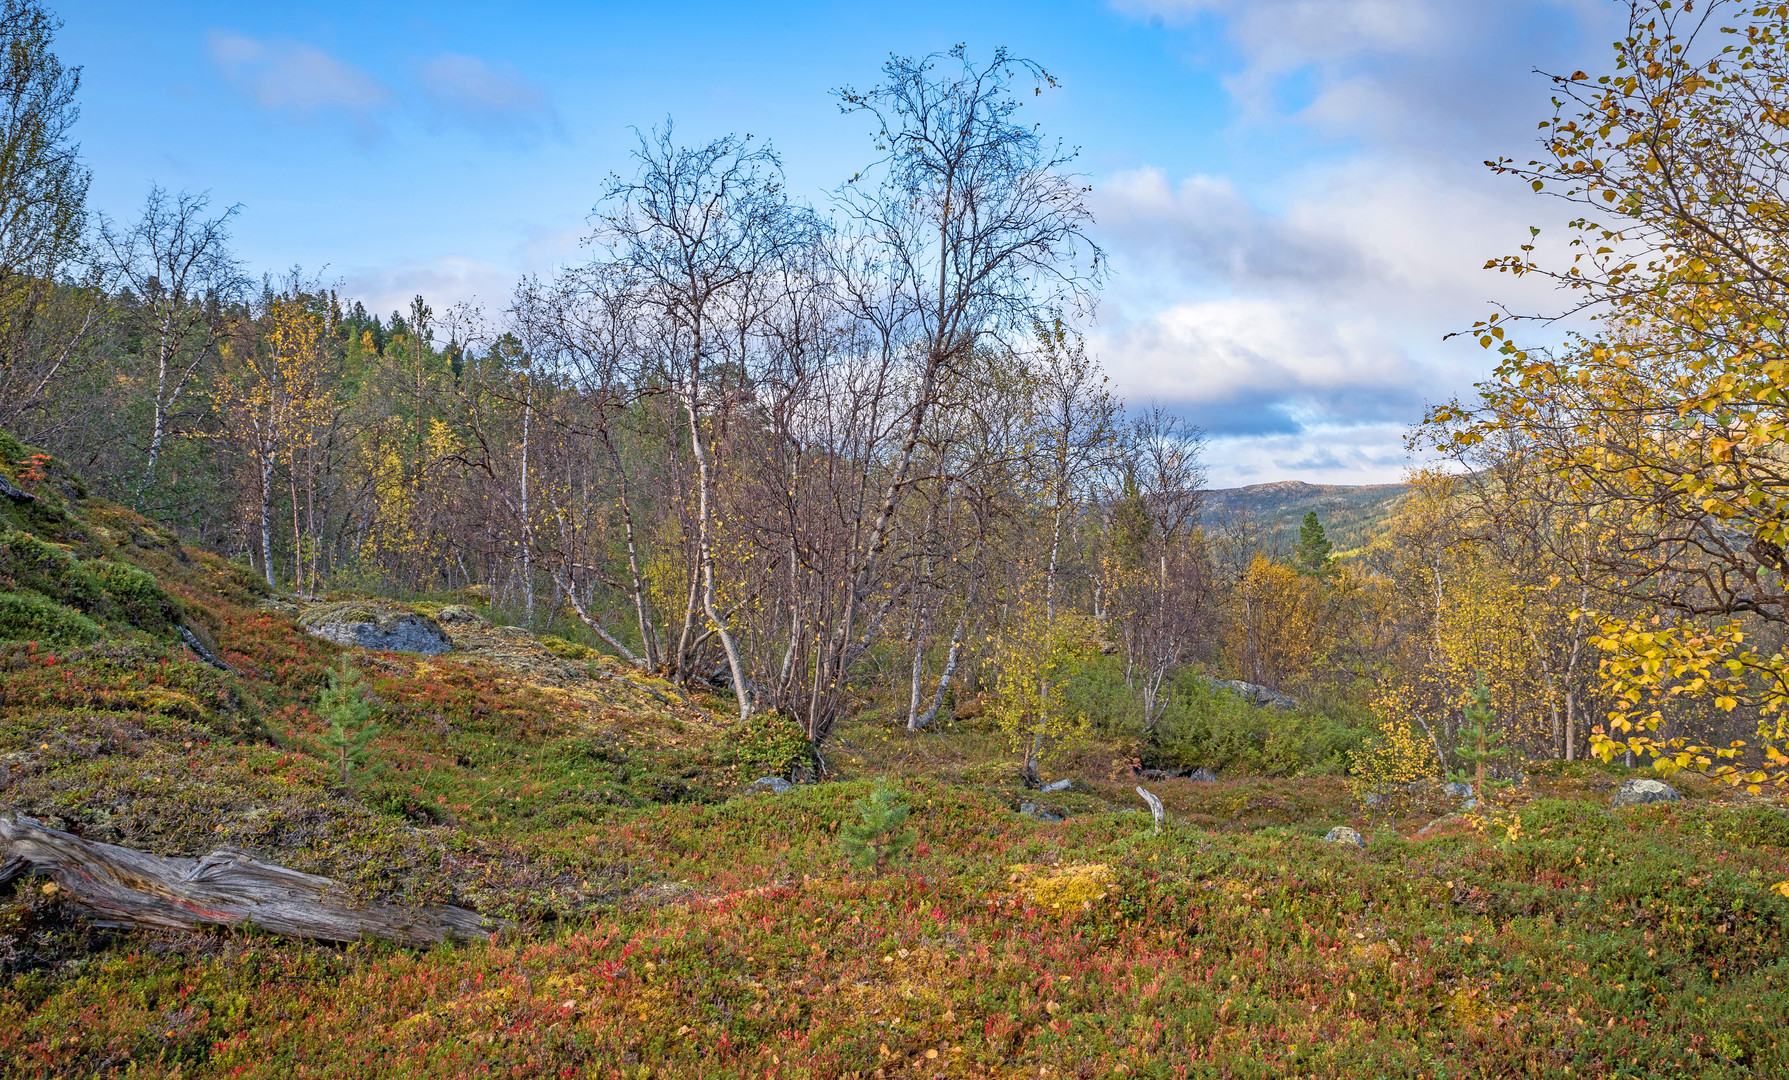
[1203,479,1409,554]
[2,436,1787,1078]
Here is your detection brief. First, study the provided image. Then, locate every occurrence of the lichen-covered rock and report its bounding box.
[1323,826,1365,848]
[750,776,794,794]
[1612,777,1681,808]
[1443,781,1473,799]
[1212,678,1298,710]
[433,605,491,630]
[299,602,452,656]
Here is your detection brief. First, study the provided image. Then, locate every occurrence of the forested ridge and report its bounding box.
[1,0,1788,1076]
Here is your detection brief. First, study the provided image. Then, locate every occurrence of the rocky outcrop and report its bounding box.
[1611,777,1681,808]
[299,602,453,656]
[1212,679,1298,710]
[1323,825,1365,848]
[0,474,34,502]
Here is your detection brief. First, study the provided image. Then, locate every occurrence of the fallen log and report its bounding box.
[0,815,501,946]
[0,474,35,502]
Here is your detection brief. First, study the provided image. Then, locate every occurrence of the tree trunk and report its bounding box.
[260,452,276,589]
[911,580,975,733]
[599,424,658,668]
[553,571,645,667]
[1,815,499,946]
[683,385,750,719]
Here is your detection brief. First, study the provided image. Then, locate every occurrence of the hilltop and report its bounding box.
[1,437,1786,1078]
[1203,480,1410,554]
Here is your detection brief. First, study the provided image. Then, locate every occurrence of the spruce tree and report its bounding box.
[839,781,914,871]
[1295,511,1333,574]
[1456,673,1508,789]
[318,658,380,785]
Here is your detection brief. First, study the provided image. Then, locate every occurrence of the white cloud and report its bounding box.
[418,53,560,139]
[1204,422,1416,486]
[1092,296,1442,435]
[206,34,557,146]
[342,256,512,327]
[207,32,389,117]
[1094,0,1621,483]
[1113,0,1442,62]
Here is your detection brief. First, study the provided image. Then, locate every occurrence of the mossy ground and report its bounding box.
[1,441,1787,1078]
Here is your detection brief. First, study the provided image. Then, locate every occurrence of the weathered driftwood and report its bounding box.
[0,815,500,946]
[1135,787,1165,833]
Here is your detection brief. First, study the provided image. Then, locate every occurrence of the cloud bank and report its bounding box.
[207,33,559,144]
[1097,0,1620,484]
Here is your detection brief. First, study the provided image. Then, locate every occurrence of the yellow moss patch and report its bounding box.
[1009,863,1114,910]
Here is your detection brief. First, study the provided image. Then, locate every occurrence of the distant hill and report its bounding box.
[1202,479,1409,554]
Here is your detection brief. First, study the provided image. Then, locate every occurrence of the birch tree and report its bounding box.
[97,186,245,493]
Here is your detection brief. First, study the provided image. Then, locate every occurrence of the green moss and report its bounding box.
[297,600,382,628]
[89,558,174,631]
[0,528,107,612]
[0,429,24,479]
[0,589,101,646]
[537,633,596,660]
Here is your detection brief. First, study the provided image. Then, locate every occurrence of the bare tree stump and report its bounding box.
[1,815,501,946]
[1135,787,1165,833]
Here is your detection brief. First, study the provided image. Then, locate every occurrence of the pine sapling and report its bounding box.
[839,781,914,872]
[1456,673,1508,790]
[318,658,379,786]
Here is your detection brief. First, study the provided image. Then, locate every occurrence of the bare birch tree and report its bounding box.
[97,186,245,494]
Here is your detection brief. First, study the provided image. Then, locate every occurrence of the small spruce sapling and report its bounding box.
[318,658,380,785]
[1456,674,1508,789]
[839,781,914,871]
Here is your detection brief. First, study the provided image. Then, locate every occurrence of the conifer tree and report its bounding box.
[1455,673,1507,789]
[1295,511,1333,575]
[838,781,914,871]
[318,658,379,785]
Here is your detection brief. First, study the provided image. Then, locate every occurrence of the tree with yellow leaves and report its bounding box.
[214,286,334,590]
[1428,0,1789,788]
[987,595,1099,786]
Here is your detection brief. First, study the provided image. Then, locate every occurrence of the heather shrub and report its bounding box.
[0,589,100,646]
[1149,671,1365,776]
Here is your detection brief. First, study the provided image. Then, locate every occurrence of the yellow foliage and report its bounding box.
[986,599,1098,764]
[1221,555,1328,690]
[1346,716,1437,808]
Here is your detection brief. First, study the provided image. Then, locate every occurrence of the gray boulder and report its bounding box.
[300,602,453,656]
[1187,767,1219,783]
[1443,781,1473,799]
[1040,779,1073,793]
[750,777,794,795]
[1612,777,1681,808]
[1212,678,1298,710]
[1323,826,1366,848]
[1018,802,1064,823]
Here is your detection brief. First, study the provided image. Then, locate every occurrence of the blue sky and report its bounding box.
[64,0,1623,485]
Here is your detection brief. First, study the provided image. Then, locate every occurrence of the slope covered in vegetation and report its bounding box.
[1201,480,1409,555]
[1,439,1786,1079]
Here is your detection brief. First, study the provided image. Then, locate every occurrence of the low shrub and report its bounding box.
[89,559,174,631]
[1148,671,1368,776]
[0,589,100,646]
